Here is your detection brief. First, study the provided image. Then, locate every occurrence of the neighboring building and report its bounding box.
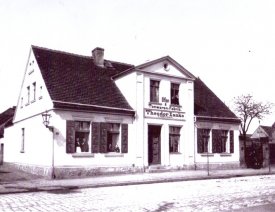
[3,46,240,178]
[250,124,275,167]
[0,106,16,164]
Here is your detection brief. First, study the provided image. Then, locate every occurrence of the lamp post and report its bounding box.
[42,110,55,179]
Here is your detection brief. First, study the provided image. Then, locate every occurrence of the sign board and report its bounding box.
[144,99,185,121]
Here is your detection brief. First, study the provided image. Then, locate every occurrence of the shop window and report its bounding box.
[66,121,90,153]
[107,123,120,152]
[67,121,128,154]
[221,130,228,153]
[171,83,179,105]
[169,126,181,153]
[212,129,228,153]
[75,121,90,152]
[150,80,159,102]
[197,129,210,153]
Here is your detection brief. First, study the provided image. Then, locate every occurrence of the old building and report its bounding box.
[0,106,16,164]
[250,124,275,168]
[3,46,240,178]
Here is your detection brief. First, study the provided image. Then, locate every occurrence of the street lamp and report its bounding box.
[41,110,55,179]
[42,110,53,131]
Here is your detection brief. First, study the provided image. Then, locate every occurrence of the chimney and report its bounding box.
[92,47,104,67]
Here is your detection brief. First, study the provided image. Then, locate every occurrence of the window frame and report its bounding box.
[26,86,30,105]
[32,82,36,102]
[169,126,181,153]
[150,80,160,103]
[197,128,211,153]
[170,83,180,105]
[107,123,121,153]
[221,130,229,153]
[20,128,25,153]
[74,121,91,153]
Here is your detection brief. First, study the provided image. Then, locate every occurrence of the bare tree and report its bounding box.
[233,94,273,138]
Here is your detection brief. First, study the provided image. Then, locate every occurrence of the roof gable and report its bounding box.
[136,56,195,79]
[32,46,134,112]
[251,125,273,139]
[113,56,196,80]
[194,78,239,120]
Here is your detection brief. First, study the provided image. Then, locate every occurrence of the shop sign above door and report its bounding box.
[144,98,185,121]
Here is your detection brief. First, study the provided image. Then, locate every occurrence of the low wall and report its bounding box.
[195,162,240,170]
[5,162,241,179]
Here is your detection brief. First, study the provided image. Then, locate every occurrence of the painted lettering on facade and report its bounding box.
[145,100,185,120]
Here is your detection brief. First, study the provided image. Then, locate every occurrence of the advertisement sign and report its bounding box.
[144,98,185,120]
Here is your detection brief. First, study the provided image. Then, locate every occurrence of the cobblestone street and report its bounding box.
[0,174,275,211]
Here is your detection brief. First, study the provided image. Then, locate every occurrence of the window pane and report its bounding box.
[150,80,159,102]
[107,123,121,152]
[75,131,89,152]
[169,126,181,153]
[197,128,210,153]
[171,83,179,105]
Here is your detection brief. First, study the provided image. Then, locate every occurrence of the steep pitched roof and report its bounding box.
[32,46,134,113]
[0,106,16,138]
[260,125,273,137]
[194,78,239,122]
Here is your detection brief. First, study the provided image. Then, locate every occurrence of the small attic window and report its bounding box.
[164,63,170,71]
[20,97,23,108]
[26,86,30,106]
[31,82,36,103]
[39,86,43,100]
[28,61,35,75]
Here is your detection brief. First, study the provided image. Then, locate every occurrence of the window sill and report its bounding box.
[105,153,124,157]
[220,153,232,157]
[20,150,25,153]
[25,103,30,106]
[39,96,43,100]
[169,152,181,155]
[200,153,214,157]
[149,102,161,105]
[170,104,182,108]
[72,153,94,158]
[31,100,36,104]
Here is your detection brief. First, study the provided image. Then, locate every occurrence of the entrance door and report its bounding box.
[148,125,161,165]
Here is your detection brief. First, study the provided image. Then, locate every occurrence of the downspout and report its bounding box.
[47,126,55,179]
[51,127,55,179]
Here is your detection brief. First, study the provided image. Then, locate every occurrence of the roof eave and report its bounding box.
[53,100,135,116]
[196,115,241,124]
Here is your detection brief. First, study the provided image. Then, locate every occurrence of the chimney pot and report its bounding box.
[92,47,104,67]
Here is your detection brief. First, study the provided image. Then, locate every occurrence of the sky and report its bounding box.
[1,0,275,132]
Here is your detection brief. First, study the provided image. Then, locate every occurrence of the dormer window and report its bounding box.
[150,80,159,102]
[171,83,179,105]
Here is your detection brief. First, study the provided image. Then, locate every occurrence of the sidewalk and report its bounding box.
[0,164,274,195]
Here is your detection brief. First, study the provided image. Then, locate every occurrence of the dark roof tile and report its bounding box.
[32,46,134,111]
[194,78,238,119]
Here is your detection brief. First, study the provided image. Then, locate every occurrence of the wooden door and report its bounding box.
[148,125,161,165]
